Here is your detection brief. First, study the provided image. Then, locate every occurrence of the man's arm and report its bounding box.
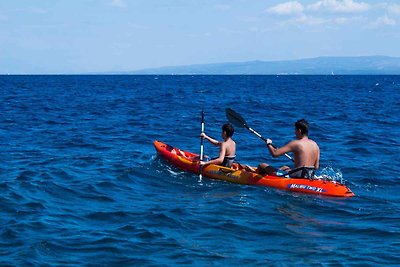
[314,146,320,169]
[267,139,295,158]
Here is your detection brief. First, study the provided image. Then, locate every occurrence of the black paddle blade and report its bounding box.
[225,108,247,128]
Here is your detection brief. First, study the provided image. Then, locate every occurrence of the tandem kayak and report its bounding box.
[154,140,355,197]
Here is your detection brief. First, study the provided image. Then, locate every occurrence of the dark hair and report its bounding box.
[295,119,309,136]
[222,123,234,137]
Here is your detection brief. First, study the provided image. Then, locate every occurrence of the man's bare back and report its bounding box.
[291,137,320,169]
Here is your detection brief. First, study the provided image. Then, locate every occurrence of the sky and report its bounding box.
[0,0,399,74]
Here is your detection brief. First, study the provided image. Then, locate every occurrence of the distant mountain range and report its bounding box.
[122,56,400,75]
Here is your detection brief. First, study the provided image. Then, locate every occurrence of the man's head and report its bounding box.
[295,119,309,137]
[222,123,234,138]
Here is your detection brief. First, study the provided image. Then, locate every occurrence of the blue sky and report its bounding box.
[1,0,399,74]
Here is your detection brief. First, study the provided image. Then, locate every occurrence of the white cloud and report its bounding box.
[273,13,367,28]
[369,15,396,28]
[308,0,370,13]
[386,4,400,15]
[266,1,304,15]
[109,0,127,8]
[293,14,326,25]
[334,17,350,24]
[263,1,397,29]
[333,16,363,24]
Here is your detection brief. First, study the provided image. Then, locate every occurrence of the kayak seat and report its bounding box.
[287,166,315,179]
[222,155,236,168]
[172,148,187,158]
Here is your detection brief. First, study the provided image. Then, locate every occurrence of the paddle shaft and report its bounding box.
[199,111,205,179]
[225,108,294,162]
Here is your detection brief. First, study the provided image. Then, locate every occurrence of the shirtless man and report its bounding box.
[257,119,320,178]
[199,123,236,168]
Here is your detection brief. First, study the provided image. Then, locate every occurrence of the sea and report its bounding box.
[0,75,399,266]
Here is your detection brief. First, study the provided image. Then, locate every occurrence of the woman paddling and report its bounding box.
[199,123,236,168]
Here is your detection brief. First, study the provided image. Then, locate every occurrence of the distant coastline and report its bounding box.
[116,56,400,75]
[2,56,400,75]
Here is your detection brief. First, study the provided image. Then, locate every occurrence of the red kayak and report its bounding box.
[154,140,355,197]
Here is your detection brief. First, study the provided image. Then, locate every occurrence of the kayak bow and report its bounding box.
[154,140,355,197]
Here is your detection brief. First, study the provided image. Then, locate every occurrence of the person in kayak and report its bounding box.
[199,123,236,168]
[257,119,320,178]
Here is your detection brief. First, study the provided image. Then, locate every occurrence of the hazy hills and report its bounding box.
[124,56,400,75]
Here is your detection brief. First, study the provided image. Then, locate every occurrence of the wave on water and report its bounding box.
[0,75,399,266]
[317,166,344,183]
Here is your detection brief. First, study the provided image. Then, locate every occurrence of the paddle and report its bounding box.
[225,108,294,162]
[199,111,205,180]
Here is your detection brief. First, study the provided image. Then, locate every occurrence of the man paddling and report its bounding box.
[257,119,320,178]
[199,123,236,168]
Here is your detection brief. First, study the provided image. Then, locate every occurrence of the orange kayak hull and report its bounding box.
[154,140,355,197]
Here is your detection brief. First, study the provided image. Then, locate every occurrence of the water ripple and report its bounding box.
[0,75,399,266]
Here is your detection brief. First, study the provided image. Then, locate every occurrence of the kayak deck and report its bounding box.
[154,140,355,197]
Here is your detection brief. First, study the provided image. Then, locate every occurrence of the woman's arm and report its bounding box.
[201,133,220,146]
[201,142,226,166]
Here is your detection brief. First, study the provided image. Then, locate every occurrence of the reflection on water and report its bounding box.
[278,202,345,235]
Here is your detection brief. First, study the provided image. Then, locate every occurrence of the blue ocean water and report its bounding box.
[0,75,399,266]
